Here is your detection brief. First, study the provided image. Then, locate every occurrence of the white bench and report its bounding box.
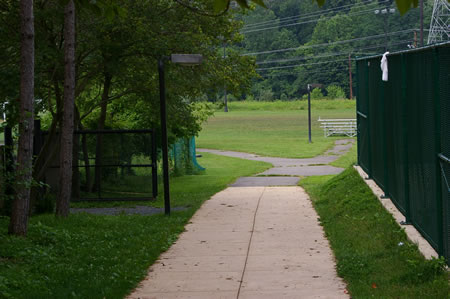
[318,118,357,137]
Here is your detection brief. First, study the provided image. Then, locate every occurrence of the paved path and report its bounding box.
[129,187,348,299]
[128,140,354,298]
[198,139,354,187]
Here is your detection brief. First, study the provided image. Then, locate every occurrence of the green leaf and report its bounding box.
[90,4,102,16]
[395,0,417,15]
[251,0,267,8]
[315,0,326,7]
[235,0,250,9]
[213,0,229,12]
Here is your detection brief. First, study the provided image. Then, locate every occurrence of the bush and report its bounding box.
[326,85,346,99]
[301,88,324,100]
[311,88,323,99]
[280,93,288,101]
[258,89,274,102]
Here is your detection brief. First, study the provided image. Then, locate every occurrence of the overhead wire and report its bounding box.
[257,58,349,71]
[258,66,349,78]
[255,39,414,65]
[243,0,390,30]
[256,40,414,71]
[239,2,417,83]
[241,5,397,34]
[242,29,415,56]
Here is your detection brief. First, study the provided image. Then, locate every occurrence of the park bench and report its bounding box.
[318,118,357,137]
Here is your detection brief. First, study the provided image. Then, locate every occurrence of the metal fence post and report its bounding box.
[356,61,360,166]
[380,67,390,198]
[401,53,411,224]
[366,61,372,178]
[433,47,444,256]
[33,119,42,158]
[4,126,13,200]
[151,129,158,199]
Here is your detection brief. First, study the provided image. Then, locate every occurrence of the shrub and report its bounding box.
[311,88,323,99]
[258,89,274,102]
[326,85,346,99]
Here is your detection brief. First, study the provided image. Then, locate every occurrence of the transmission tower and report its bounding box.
[427,0,450,44]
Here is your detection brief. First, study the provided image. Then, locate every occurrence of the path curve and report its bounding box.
[198,139,354,187]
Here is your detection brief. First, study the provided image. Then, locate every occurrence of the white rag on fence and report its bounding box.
[380,51,389,81]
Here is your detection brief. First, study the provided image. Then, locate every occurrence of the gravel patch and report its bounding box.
[70,206,188,216]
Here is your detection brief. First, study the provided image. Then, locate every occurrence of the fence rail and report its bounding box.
[35,121,158,202]
[356,42,450,264]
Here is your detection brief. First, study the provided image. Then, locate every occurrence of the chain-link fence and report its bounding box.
[37,125,159,202]
[356,42,450,264]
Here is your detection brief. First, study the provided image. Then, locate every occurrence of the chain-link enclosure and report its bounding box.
[38,126,158,202]
[356,42,450,264]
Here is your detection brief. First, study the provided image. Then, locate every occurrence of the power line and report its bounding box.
[255,39,414,72]
[242,29,415,56]
[256,39,414,65]
[242,6,396,34]
[243,0,389,29]
[257,58,349,71]
[258,66,349,78]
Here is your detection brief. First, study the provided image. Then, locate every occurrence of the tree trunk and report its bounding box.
[9,0,34,236]
[92,72,112,192]
[56,0,75,217]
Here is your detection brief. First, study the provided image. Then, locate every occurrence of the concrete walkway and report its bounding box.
[198,139,354,187]
[129,187,348,299]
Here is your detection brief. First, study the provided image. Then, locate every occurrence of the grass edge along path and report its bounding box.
[329,142,357,169]
[0,153,271,299]
[300,168,449,299]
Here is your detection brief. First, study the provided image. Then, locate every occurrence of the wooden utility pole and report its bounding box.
[348,54,353,100]
[414,30,417,48]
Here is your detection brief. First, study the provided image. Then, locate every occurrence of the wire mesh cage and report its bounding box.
[40,128,158,202]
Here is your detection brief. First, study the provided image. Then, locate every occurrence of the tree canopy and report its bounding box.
[236,0,434,100]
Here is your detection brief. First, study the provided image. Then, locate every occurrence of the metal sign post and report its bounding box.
[307,84,322,144]
[307,84,312,143]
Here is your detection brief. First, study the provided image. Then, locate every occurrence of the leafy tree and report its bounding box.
[240,0,434,100]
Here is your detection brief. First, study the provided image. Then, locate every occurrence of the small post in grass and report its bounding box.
[307,84,312,143]
[307,83,323,144]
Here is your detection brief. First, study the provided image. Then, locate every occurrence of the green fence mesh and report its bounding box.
[170,137,205,175]
[439,46,450,264]
[356,42,450,264]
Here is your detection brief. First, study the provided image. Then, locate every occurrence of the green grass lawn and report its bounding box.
[329,142,357,169]
[300,168,449,299]
[197,100,356,158]
[0,153,271,298]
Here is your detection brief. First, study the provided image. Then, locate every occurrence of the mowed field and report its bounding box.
[197,100,356,158]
